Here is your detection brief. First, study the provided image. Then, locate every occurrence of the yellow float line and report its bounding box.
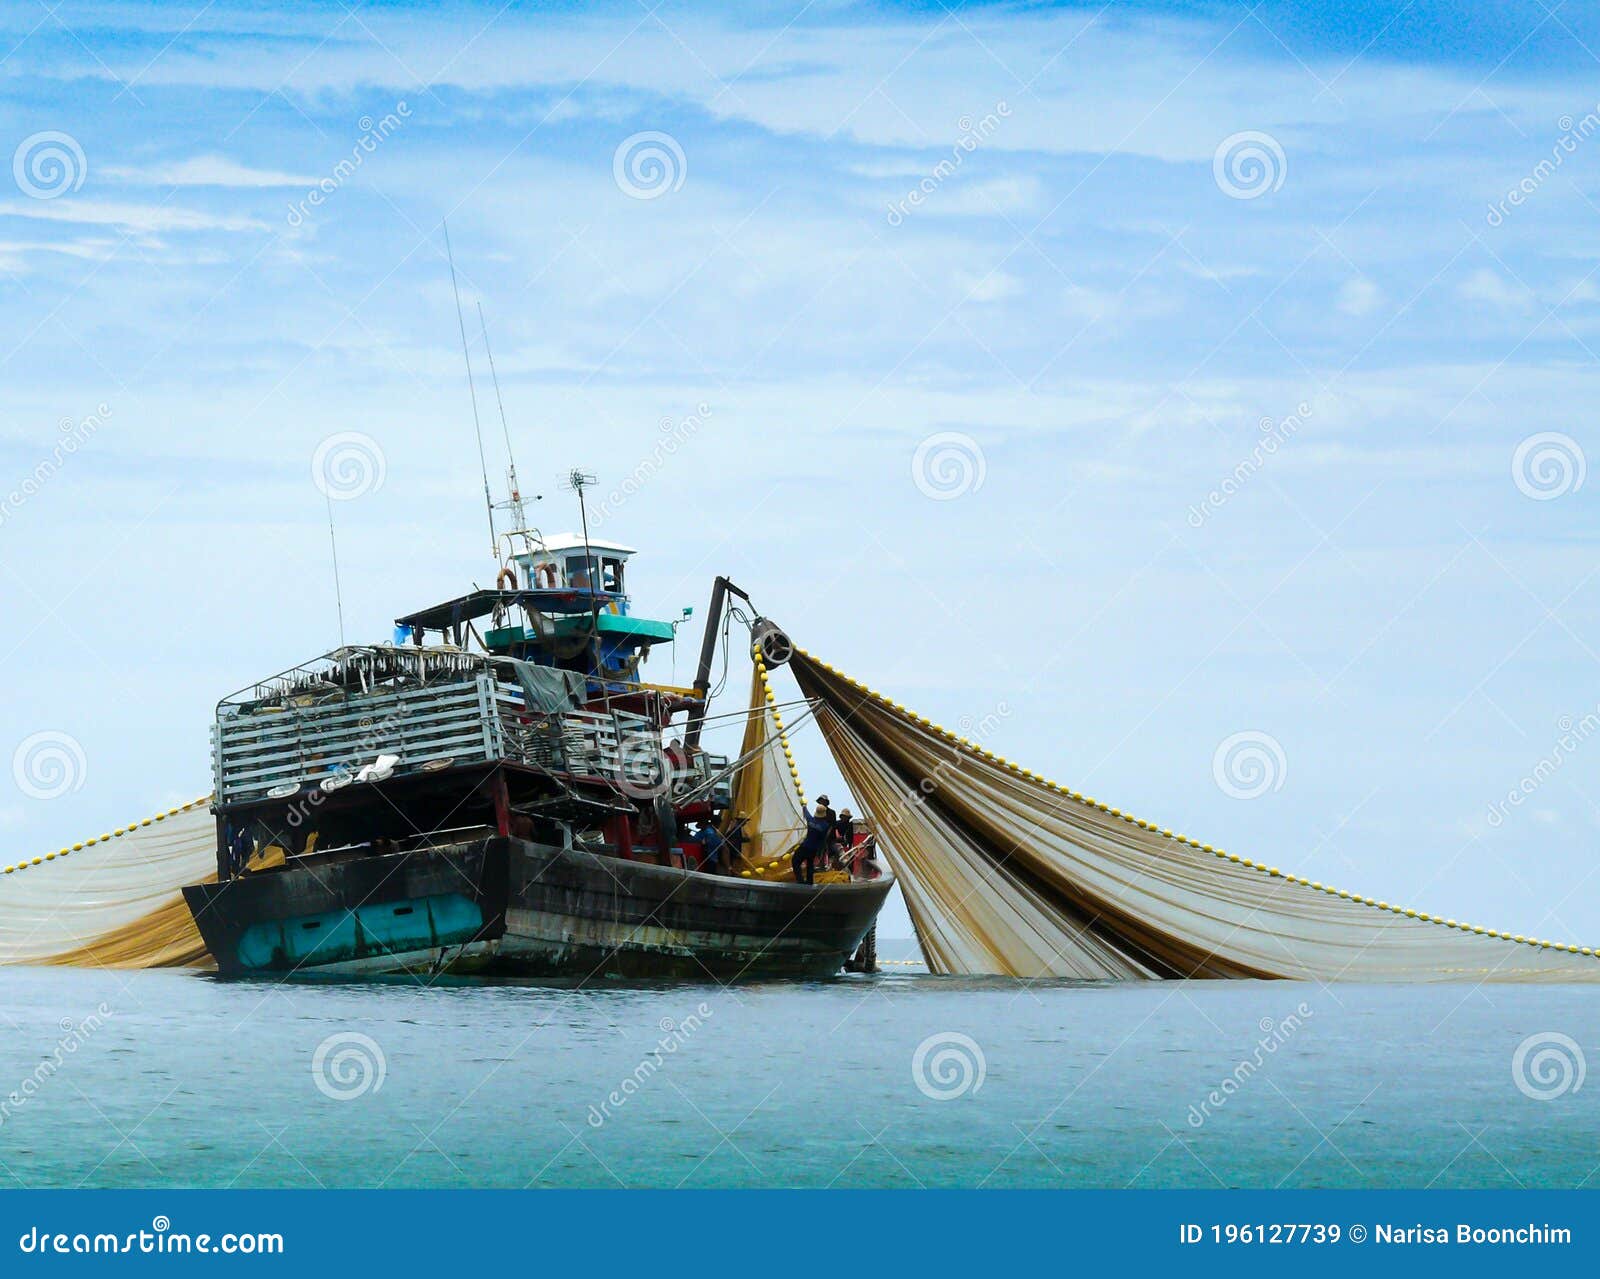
[3,796,212,878]
[795,649,1597,959]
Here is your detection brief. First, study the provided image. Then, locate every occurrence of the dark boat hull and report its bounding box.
[182,837,892,980]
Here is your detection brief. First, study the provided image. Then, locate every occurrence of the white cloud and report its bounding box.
[0,237,120,270]
[1456,267,1534,310]
[102,155,318,188]
[0,200,270,235]
[959,271,1022,303]
[1178,260,1260,284]
[936,176,1040,217]
[1338,277,1383,316]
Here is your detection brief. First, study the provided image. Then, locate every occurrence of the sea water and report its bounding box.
[0,964,1593,1189]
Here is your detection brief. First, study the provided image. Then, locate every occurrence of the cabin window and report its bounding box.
[565,554,606,589]
[602,558,624,593]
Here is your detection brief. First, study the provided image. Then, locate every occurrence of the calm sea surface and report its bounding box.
[0,963,1595,1190]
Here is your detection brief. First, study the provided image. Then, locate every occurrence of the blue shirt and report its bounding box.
[800,811,832,852]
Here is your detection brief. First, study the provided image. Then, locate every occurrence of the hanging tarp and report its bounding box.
[510,661,587,714]
[790,650,1600,982]
[0,800,213,968]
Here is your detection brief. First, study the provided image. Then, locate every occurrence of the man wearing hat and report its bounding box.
[832,807,856,869]
[793,795,834,885]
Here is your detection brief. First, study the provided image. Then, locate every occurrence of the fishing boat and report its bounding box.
[180,523,892,979]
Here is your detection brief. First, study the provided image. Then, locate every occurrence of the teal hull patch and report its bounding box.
[236,893,485,971]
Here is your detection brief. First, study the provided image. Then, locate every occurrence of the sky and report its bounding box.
[2,0,1599,944]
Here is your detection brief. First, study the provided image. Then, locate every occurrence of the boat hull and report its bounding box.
[182,836,892,980]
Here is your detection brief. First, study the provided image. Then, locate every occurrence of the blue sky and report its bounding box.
[2,0,1599,943]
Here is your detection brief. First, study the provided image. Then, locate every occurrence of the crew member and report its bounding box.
[833,807,856,867]
[856,834,882,880]
[793,795,833,885]
[698,821,726,874]
[721,813,750,875]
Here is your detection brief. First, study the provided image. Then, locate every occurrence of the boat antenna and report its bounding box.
[443,220,497,563]
[563,468,609,709]
[477,301,533,549]
[325,493,347,650]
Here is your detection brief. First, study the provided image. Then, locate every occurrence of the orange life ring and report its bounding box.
[536,563,559,589]
[497,566,518,591]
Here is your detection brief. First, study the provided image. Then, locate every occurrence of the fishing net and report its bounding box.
[0,800,214,968]
[724,661,811,880]
[791,650,1600,982]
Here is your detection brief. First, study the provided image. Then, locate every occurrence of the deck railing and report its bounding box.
[214,669,661,805]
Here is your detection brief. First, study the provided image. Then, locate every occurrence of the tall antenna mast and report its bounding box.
[325,493,347,650]
[443,220,497,563]
[477,301,530,546]
[564,468,608,709]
